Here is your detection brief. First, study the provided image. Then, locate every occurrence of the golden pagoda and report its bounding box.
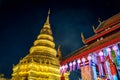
[11,9,61,80]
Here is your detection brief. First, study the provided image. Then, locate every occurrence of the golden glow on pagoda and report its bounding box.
[11,9,61,80]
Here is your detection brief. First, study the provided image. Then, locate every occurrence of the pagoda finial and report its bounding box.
[98,18,102,23]
[81,32,85,43]
[57,45,62,61]
[43,8,51,29]
[92,25,96,33]
[45,8,50,25]
[48,8,50,15]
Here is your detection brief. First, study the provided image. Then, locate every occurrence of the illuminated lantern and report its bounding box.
[77,59,81,69]
[77,59,81,63]
[106,47,112,59]
[60,66,65,74]
[87,55,92,60]
[82,58,86,66]
[62,65,65,73]
[73,61,76,71]
[106,47,111,52]
[99,51,104,62]
[113,45,119,57]
[99,51,103,56]
[65,64,68,68]
[69,62,72,71]
[64,64,68,72]
[87,55,92,66]
[82,58,86,62]
[69,62,72,66]
[60,66,62,74]
[73,61,76,65]
[113,45,118,51]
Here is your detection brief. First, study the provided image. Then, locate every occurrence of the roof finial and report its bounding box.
[57,45,62,61]
[92,25,96,33]
[81,32,85,43]
[98,18,102,23]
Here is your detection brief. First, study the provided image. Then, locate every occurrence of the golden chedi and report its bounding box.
[11,9,61,80]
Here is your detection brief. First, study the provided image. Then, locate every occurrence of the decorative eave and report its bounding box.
[61,31,120,65]
[84,22,120,44]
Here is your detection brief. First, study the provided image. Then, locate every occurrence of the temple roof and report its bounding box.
[61,31,120,64]
[61,13,120,65]
[95,13,120,33]
[83,13,120,44]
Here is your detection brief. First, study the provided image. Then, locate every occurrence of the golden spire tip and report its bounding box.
[43,8,51,27]
[48,8,50,15]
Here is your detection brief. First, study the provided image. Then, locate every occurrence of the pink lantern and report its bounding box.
[65,64,68,68]
[106,47,111,52]
[77,59,81,63]
[69,62,73,71]
[62,65,65,69]
[69,62,72,66]
[77,59,81,69]
[60,66,63,74]
[82,57,86,62]
[73,61,76,65]
[87,55,92,60]
[99,51,104,56]
[60,66,62,70]
[106,47,112,59]
[113,45,118,51]
[72,61,76,71]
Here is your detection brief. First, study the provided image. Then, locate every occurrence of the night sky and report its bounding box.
[0,0,120,79]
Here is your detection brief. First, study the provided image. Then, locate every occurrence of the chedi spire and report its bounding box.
[11,9,60,80]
